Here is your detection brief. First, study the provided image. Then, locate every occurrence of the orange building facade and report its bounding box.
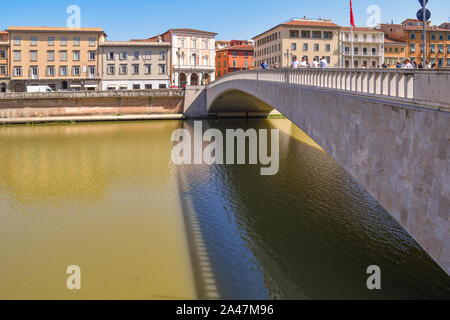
[380,19,450,67]
[0,30,9,92]
[215,40,254,79]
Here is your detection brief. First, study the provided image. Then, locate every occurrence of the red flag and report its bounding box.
[350,0,356,28]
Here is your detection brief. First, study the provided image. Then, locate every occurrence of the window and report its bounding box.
[30,50,38,62]
[31,37,37,46]
[89,37,96,46]
[431,34,436,41]
[203,39,208,49]
[301,31,311,38]
[108,52,115,60]
[192,38,197,48]
[291,43,297,51]
[145,51,151,59]
[72,66,81,76]
[134,51,139,60]
[74,37,80,46]
[354,47,359,54]
[410,44,416,53]
[133,64,139,74]
[29,66,38,78]
[439,34,444,41]
[14,36,21,45]
[107,64,115,75]
[372,48,377,55]
[312,31,321,39]
[48,37,54,46]
[46,66,55,76]
[120,64,127,74]
[289,30,299,38]
[314,44,319,52]
[0,65,6,75]
[73,50,80,61]
[0,50,5,59]
[88,66,96,78]
[14,66,22,76]
[345,47,350,54]
[159,64,165,74]
[120,51,128,60]
[439,44,444,53]
[431,44,436,53]
[244,60,249,68]
[323,32,332,39]
[59,66,68,76]
[438,58,443,67]
[203,55,209,65]
[14,50,21,61]
[447,46,450,54]
[145,64,151,74]
[325,44,330,52]
[145,84,152,89]
[59,51,67,61]
[232,60,237,68]
[47,50,55,61]
[89,51,96,61]
[363,47,368,55]
[410,33,416,40]
[180,38,185,48]
[61,37,67,46]
[160,51,166,60]
[159,84,167,89]
[133,84,141,90]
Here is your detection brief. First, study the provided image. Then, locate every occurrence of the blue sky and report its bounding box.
[0,0,449,41]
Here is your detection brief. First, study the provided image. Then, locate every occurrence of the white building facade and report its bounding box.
[100,41,171,91]
[165,29,217,87]
[339,27,385,68]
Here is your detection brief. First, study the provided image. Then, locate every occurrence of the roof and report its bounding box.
[384,38,407,45]
[253,19,339,39]
[7,26,106,34]
[282,20,340,28]
[403,25,450,32]
[168,28,217,36]
[340,27,382,32]
[101,41,170,47]
[217,44,254,52]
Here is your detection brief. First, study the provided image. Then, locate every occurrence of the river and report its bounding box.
[0,119,448,299]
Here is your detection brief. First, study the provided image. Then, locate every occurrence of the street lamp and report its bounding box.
[417,0,431,65]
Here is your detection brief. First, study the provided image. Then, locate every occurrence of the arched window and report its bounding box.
[191,54,197,66]
[203,55,209,65]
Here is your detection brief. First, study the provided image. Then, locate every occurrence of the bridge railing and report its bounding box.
[209,68,450,107]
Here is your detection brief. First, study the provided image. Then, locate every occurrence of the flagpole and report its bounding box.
[351,27,354,68]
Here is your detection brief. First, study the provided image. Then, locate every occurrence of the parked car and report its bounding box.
[26,86,53,93]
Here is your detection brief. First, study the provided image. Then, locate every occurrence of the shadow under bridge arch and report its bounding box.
[207,88,275,115]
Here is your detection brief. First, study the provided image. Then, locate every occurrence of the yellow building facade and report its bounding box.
[7,27,106,92]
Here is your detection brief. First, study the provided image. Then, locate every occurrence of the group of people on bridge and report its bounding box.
[260,56,328,70]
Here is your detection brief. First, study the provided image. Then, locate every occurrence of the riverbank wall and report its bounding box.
[0,89,185,119]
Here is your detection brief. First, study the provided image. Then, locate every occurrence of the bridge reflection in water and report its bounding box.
[176,119,450,299]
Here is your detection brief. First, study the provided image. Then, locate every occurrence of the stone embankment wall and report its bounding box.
[0,90,185,118]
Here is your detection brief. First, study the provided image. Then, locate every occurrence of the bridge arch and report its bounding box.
[204,70,450,274]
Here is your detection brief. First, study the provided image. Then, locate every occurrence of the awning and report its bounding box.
[70,85,81,88]
[84,84,98,88]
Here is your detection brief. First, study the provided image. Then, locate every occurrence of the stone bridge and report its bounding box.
[185,68,450,274]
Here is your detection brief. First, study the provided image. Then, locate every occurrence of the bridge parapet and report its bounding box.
[209,69,449,107]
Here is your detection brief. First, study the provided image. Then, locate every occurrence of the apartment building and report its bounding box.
[384,38,407,67]
[216,40,254,78]
[100,41,170,90]
[7,26,106,92]
[133,28,217,87]
[339,27,384,68]
[253,18,340,68]
[380,19,450,67]
[0,30,9,92]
